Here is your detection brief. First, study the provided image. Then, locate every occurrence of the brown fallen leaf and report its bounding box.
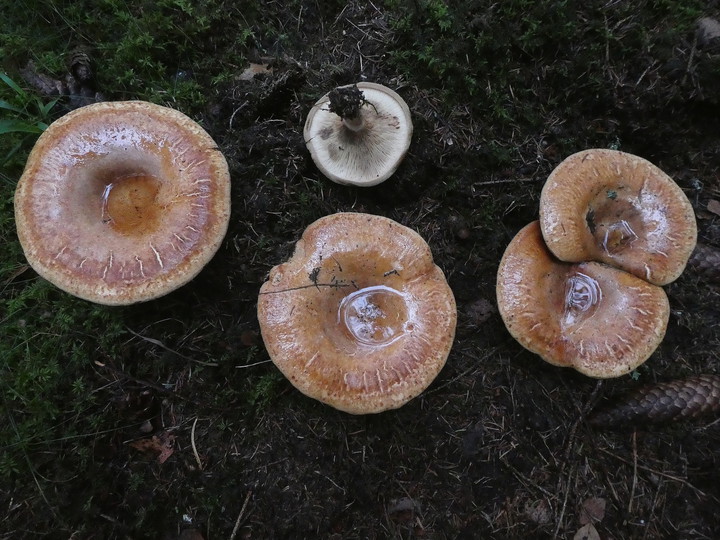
[574,523,600,540]
[579,496,606,525]
[238,63,273,81]
[128,431,175,464]
[178,529,205,540]
[524,499,552,525]
[387,497,419,523]
[707,199,720,217]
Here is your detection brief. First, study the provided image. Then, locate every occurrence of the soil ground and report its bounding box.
[2,1,720,539]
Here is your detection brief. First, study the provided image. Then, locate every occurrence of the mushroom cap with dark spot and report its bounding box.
[539,149,697,286]
[14,100,231,305]
[257,212,456,414]
[496,221,669,378]
[303,82,413,187]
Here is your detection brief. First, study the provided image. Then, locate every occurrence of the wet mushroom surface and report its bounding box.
[3,4,720,539]
[14,100,231,305]
[539,148,697,286]
[496,221,670,378]
[257,212,456,414]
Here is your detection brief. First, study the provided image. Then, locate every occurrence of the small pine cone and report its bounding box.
[588,374,720,428]
[687,243,720,282]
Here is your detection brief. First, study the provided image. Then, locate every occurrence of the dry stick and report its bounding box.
[98,363,227,411]
[501,458,557,501]
[580,419,624,516]
[628,430,638,515]
[552,380,604,537]
[190,417,203,471]
[126,326,218,367]
[553,464,576,539]
[258,281,352,295]
[681,36,697,88]
[555,380,604,493]
[3,397,58,520]
[599,447,720,503]
[229,490,253,540]
[472,176,540,186]
[424,348,498,395]
[641,478,665,540]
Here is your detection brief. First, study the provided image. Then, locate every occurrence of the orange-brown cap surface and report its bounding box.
[496,221,669,378]
[303,82,413,187]
[539,149,697,286]
[257,212,456,414]
[14,100,231,305]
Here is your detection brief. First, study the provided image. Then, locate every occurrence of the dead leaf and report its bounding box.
[238,63,272,81]
[579,496,606,525]
[178,529,205,540]
[697,17,720,47]
[128,432,175,464]
[387,497,418,523]
[707,199,720,217]
[466,298,496,325]
[573,523,600,540]
[524,499,551,524]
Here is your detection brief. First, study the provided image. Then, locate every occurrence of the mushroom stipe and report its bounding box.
[304,82,413,187]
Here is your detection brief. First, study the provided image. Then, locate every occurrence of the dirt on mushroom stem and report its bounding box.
[327,84,365,120]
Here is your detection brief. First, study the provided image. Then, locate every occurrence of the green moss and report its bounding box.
[385,0,706,137]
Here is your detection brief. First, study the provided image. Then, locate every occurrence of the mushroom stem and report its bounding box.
[341,114,365,132]
[328,84,366,131]
[304,82,413,187]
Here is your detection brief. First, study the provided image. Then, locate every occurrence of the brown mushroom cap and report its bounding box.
[14,100,231,305]
[303,82,413,187]
[257,212,456,414]
[539,149,697,286]
[496,221,669,378]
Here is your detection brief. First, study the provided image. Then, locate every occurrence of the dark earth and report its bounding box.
[3,1,720,539]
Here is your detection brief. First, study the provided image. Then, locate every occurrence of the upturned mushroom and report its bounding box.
[14,100,231,305]
[539,149,697,286]
[496,221,669,378]
[257,212,456,414]
[303,82,413,187]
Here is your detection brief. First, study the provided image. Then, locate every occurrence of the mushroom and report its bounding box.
[539,149,697,286]
[303,82,413,187]
[14,100,231,305]
[257,212,456,414]
[496,221,669,378]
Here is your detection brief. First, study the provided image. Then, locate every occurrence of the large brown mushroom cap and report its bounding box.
[14,100,231,305]
[303,82,413,187]
[257,212,456,414]
[496,221,670,378]
[539,149,697,286]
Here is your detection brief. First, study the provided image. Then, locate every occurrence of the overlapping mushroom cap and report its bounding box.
[539,149,697,286]
[303,82,413,187]
[14,100,231,305]
[257,212,456,414]
[496,221,670,378]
